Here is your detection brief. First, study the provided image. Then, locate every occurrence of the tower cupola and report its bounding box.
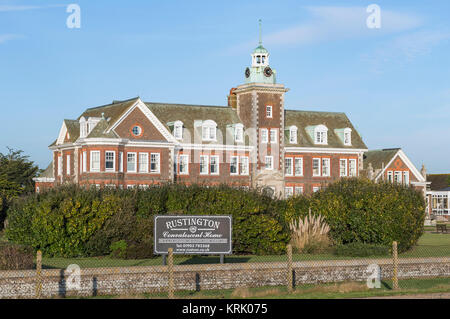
[244,20,276,84]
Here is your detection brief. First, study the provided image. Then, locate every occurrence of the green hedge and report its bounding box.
[5,184,289,257]
[285,178,425,252]
[5,179,425,257]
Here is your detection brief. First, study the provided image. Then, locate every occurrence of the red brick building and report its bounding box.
[34,42,428,198]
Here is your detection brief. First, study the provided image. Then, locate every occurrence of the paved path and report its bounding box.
[364,292,450,299]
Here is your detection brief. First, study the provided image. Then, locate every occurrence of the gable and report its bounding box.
[372,149,425,183]
[114,107,167,141]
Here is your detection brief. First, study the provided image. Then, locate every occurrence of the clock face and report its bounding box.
[264,67,273,77]
[245,67,250,78]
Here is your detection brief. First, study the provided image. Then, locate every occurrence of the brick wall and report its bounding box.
[0,258,448,298]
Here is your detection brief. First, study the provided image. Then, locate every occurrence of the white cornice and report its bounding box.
[285,147,367,154]
[177,143,253,151]
[33,177,55,183]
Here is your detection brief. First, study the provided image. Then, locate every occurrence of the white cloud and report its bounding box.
[362,30,450,73]
[0,5,41,12]
[226,6,422,53]
[0,4,65,12]
[0,34,22,44]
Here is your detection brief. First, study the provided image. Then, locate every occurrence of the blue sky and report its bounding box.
[0,0,449,173]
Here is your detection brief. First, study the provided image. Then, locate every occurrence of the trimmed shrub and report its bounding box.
[286,178,425,252]
[6,184,290,257]
[0,243,34,270]
[333,242,390,257]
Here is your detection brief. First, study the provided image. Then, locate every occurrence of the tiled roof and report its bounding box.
[146,102,247,145]
[37,162,54,178]
[56,98,366,149]
[363,148,400,170]
[427,174,450,191]
[284,110,367,149]
[79,97,139,125]
[86,118,118,139]
[64,119,80,143]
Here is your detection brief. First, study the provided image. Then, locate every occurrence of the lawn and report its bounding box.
[74,277,450,299]
[41,233,450,269]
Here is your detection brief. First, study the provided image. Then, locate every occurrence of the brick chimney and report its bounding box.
[227,88,237,109]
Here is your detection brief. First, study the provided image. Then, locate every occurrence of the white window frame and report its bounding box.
[314,125,328,145]
[340,159,348,177]
[349,159,357,177]
[240,156,249,175]
[270,129,277,144]
[260,128,268,143]
[82,151,87,173]
[312,158,321,177]
[285,187,294,199]
[105,151,115,172]
[58,156,62,176]
[139,153,149,173]
[234,124,244,143]
[394,171,402,184]
[403,171,410,185]
[119,152,123,173]
[295,186,304,195]
[200,155,209,175]
[285,157,293,176]
[179,154,189,175]
[150,153,160,173]
[387,171,393,183]
[201,120,217,142]
[90,151,100,172]
[313,186,321,193]
[289,126,298,144]
[266,105,273,118]
[127,152,137,173]
[294,157,303,176]
[344,128,352,146]
[210,155,219,175]
[265,156,274,170]
[66,155,71,175]
[230,156,239,175]
[173,121,183,140]
[322,158,331,177]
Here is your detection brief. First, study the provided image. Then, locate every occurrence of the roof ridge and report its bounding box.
[84,97,139,111]
[145,102,228,109]
[285,109,346,115]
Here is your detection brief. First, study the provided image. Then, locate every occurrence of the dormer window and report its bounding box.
[202,120,217,141]
[343,128,352,146]
[314,125,328,145]
[173,121,183,140]
[289,126,298,144]
[234,124,244,143]
[79,117,87,138]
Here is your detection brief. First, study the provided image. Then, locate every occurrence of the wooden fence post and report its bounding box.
[168,248,174,299]
[392,241,399,290]
[287,244,293,293]
[36,250,42,299]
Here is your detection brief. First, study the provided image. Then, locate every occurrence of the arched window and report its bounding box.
[202,120,217,141]
[234,124,244,143]
[343,128,352,146]
[173,120,183,140]
[314,125,328,145]
[289,126,298,144]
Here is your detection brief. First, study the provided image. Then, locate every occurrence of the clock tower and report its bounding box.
[234,21,289,197]
[244,21,276,85]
